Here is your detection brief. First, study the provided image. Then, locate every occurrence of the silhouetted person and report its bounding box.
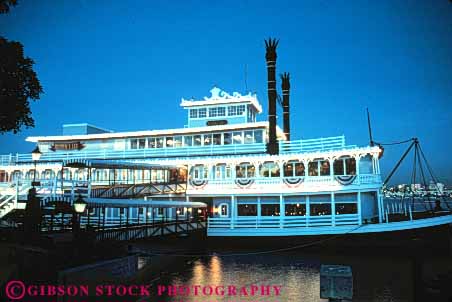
[23,188,42,242]
[434,199,443,212]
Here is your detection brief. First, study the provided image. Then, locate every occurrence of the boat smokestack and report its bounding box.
[281,72,290,141]
[265,38,279,155]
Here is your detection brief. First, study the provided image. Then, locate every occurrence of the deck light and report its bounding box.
[74,194,87,214]
[31,146,42,185]
[31,146,42,161]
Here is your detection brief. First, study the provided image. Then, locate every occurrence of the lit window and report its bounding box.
[237,204,257,216]
[309,159,330,176]
[193,135,202,146]
[254,130,263,143]
[213,133,221,145]
[190,109,198,118]
[130,139,138,149]
[260,162,280,177]
[138,139,146,149]
[214,164,230,179]
[166,137,174,147]
[192,165,208,179]
[228,106,237,116]
[244,131,254,144]
[174,136,182,147]
[204,134,212,145]
[148,138,156,148]
[285,204,306,216]
[156,137,164,148]
[219,204,228,216]
[261,204,280,216]
[310,203,332,216]
[237,105,246,115]
[223,132,232,145]
[198,108,207,118]
[232,131,243,144]
[284,161,305,177]
[209,107,218,117]
[235,162,255,178]
[184,136,193,147]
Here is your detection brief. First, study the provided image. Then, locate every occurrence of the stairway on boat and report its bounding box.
[0,182,31,219]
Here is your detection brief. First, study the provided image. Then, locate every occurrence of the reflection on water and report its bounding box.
[144,252,412,302]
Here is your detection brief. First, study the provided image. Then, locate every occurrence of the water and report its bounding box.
[140,252,418,302]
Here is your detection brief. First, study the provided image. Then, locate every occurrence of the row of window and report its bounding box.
[189,105,246,119]
[192,157,358,179]
[8,168,187,183]
[234,202,357,217]
[130,130,264,149]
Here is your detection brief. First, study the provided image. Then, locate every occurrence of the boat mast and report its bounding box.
[367,108,374,147]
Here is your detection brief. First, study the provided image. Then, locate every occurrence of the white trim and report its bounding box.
[208,214,452,236]
[26,122,278,143]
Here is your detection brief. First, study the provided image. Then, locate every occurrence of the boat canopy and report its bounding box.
[62,158,179,170]
[86,198,206,208]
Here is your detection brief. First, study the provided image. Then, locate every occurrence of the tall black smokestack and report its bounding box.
[265,38,279,155]
[281,72,290,141]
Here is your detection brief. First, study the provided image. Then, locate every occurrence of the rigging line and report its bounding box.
[138,225,364,258]
[416,144,433,212]
[410,144,417,209]
[374,138,415,146]
[417,144,451,210]
[383,141,416,186]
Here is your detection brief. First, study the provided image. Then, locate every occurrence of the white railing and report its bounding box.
[208,214,359,229]
[0,143,267,165]
[279,135,357,154]
[190,174,382,194]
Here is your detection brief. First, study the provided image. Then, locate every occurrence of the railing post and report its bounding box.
[331,192,335,226]
[230,195,235,229]
[357,191,362,225]
[15,178,19,208]
[377,190,383,223]
[257,196,261,228]
[279,194,284,228]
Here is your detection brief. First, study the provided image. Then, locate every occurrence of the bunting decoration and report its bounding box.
[335,175,357,185]
[283,177,305,187]
[189,179,208,189]
[235,178,254,188]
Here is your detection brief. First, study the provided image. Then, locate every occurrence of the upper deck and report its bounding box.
[0,135,354,166]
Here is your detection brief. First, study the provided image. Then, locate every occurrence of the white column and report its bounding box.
[377,190,383,223]
[230,195,235,229]
[306,195,310,227]
[257,196,261,224]
[357,191,362,225]
[331,192,335,226]
[356,156,361,184]
[279,194,284,228]
[329,158,334,180]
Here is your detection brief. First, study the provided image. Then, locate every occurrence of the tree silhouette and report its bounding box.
[0,0,17,14]
[0,0,43,134]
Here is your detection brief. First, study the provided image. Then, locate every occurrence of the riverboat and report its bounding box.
[0,39,451,241]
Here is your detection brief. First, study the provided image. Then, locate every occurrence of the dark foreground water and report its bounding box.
[137,251,437,302]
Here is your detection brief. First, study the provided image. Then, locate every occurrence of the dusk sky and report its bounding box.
[0,0,451,185]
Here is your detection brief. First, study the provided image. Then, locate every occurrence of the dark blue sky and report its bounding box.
[0,0,451,185]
